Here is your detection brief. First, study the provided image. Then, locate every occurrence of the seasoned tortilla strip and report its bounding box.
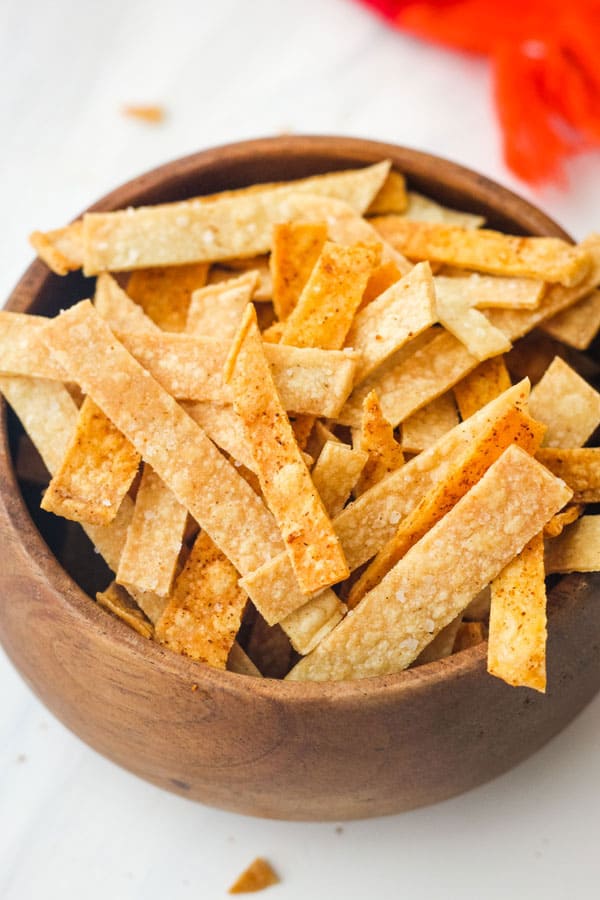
[227,642,263,677]
[82,162,390,274]
[360,260,404,308]
[241,382,530,623]
[207,255,272,301]
[96,582,154,639]
[42,301,284,575]
[225,305,349,595]
[41,397,140,525]
[185,271,259,340]
[541,289,600,350]
[371,218,591,286]
[29,221,84,274]
[529,356,600,447]
[453,356,512,420]
[344,261,436,384]
[349,407,546,607]
[270,221,328,321]
[400,191,485,228]
[434,276,512,361]
[366,170,408,215]
[126,263,210,332]
[311,441,368,518]
[355,390,404,496]
[155,531,249,667]
[488,534,548,692]
[183,401,256,471]
[545,516,600,573]
[280,242,379,350]
[400,393,459,453]
[536,448,600,503]
[287,446,571,681]
[280,590,346,655]
[94,273,160,333]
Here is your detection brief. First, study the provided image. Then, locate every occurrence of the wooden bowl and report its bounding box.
[1,136,600,821]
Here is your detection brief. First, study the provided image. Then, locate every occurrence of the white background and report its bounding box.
[2,1,600,897]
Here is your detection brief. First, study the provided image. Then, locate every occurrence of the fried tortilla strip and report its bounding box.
[82,162,390,274]
[366,170,408,215]
[400,393,459,453]
[42,301,283,575]
[287,446,571,681]
[227,642,263,677]
[447,273,546,310]
[41,397,140,525]
[453,356,512,420]
[117,464,188,596]
[371,218,591,286]
[543,504,584,538]
[454,621,486,653]
[280,589,346,654]
[228,858,280,894]
[155,531,248,667]
[126,262,210,332]
[311,441,368,517]
[306,420,341,461]
[270,221,327,320]
[186,271,259,340]
[344,261,436,384]
[96,582,154,639]
[279,242,379,350]
[349,406,546,607]
[360,260,404,308]
[529,356,600,447]
[488,533,547,692]
[400,191,485,228]
[536,448,600,503]
[355,390,404,496]
[29,221,84,274]
[434,276,512,361]
[207,255,272,301]
[242,381,531,623]
[545,516,600,573]
[541,289,600,350]
[94,272,160,333]
[183,401,256,471]
[414,615,463,665]
[225,305,349,594]
[0,312,65,381]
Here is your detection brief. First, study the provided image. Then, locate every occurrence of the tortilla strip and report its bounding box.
[488,534,547,691]
[270,221,328,321]
[545,516,600,573]
[241,382,530,623]
[371,218,591,286]
[155,530,249,667]
[414,615,463,665]
[354,390,404,496]
[541,288,600,350]
[453,356,512,420]
[453,620,486,653]
[207,255,272,301]
[126,262,210,332]
[306,420,341,461]
[543,504,584,538]
[434,276,512,360]
[96,582,154,639]
[529,356,600,447]
[185,271,259,340]
[366,170,408,215]
[344,261,436,384]
[224,305,349,595]
[536,448,600,503]
[437,271,545,309]
[400,191,485,228]
[94,273,160,333]
[183,401,256,471]
[279,590,347,655]
[42,301,284,575]
[227,642,263,677]
[311,441,368,518]
[29,221,84,274]
[41,397,140,525]
[360,260,404,308]
[400,393,459,453]
[82,162,390,274]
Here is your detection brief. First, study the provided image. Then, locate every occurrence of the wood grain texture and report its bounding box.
[1,136,599,821]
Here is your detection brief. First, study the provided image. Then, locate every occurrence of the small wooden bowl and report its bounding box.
[1,136,600,821]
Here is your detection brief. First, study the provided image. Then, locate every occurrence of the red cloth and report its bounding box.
[359,0,600,184]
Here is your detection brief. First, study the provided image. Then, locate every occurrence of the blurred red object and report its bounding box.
[359,0,600,185]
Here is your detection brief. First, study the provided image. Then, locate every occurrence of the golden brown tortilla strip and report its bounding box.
[543,504,584,538]
[311,441,368,517]
[183,401,256,471]
[227,642,263,677]
[94,273,160,333]
[287,446,571,681]
[344,261,436,384]
[355,390,404,496]
[42,301,284,575]
[207,255,272,301]
[488,533,547,692]
[29,221,84,274]
[185,271,259,340]
[536,448,600,503]
[401,191,485,228]
[360,260,404,308]
[529,356,600,447]
[541,289,600,350]
[434,276,512,360]
[126,262,210,331]
[545,516,600,573]
[366,170,408,215]
[155,531,249,667]
[270,221,328,321]
[371,218,591,286]
[224,305,349,595]
[400,393,459,453]
[228,858,280,894]
[453,356,512,420]
[453,620,486,653]
[279,590,346,654]
[305,420,341,461]
[96,582,154,639]
[41,397,140,525]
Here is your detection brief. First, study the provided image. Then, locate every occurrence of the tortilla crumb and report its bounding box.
[121,104,165,124]
[229,858,280,894]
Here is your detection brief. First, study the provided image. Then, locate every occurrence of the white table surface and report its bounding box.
[2,1,600,897]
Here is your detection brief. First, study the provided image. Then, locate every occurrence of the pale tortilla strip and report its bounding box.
[82,163,390,274]
[96,582,154,639]
[41,397,140,525]
[541,289,600,350]
[227,642,263,677]
[228,858,280,894]
[344,261,437,384]
[29,221,84,274]
[305,420,341,461]
[270,221,328,321]
[42,301,284,575]
[443,272,545,310]
[400,191,485,228]
[279,590,346,655]
[488,533,547,692]
[434,276,512,361]
[183,401,256,471]
[453,356,512,420]
[155,530,248,667]
[536,448,600,503]
[453,620,486,653]
[126,262,210,332]
[94,273,160,333]
[287,446,571,681]
[185,270,259,340]
[279,241,379,350]
[311,441,368,517]
[371,218,591,286]
[207,255,272,301]
[545,516,600,573]
[400,392,459,453]
[0,311,65,381]
[366,170,408,215]
[529,356,600,447]
[224,305,348,595]
[355,390,404,496]
[414,615,463,665]
[543,504,584,538]
[241,381,531,623]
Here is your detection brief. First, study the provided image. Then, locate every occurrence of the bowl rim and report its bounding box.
[0,133,574,703]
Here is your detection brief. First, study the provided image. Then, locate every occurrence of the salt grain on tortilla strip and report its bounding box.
[545,516,600,574]
[453,356,512,420]
[400,191,485,228]
[400,392,459,453]
[311,441,368,518]
[536,448,600,503]
[96,582,154,639]
[354,390,404,496]
[529,356,600,447]
[270,221,328,321]
[186,271,259,340]
[29,221,84,275]
[287,446,571,682]
[541,289,600,350]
